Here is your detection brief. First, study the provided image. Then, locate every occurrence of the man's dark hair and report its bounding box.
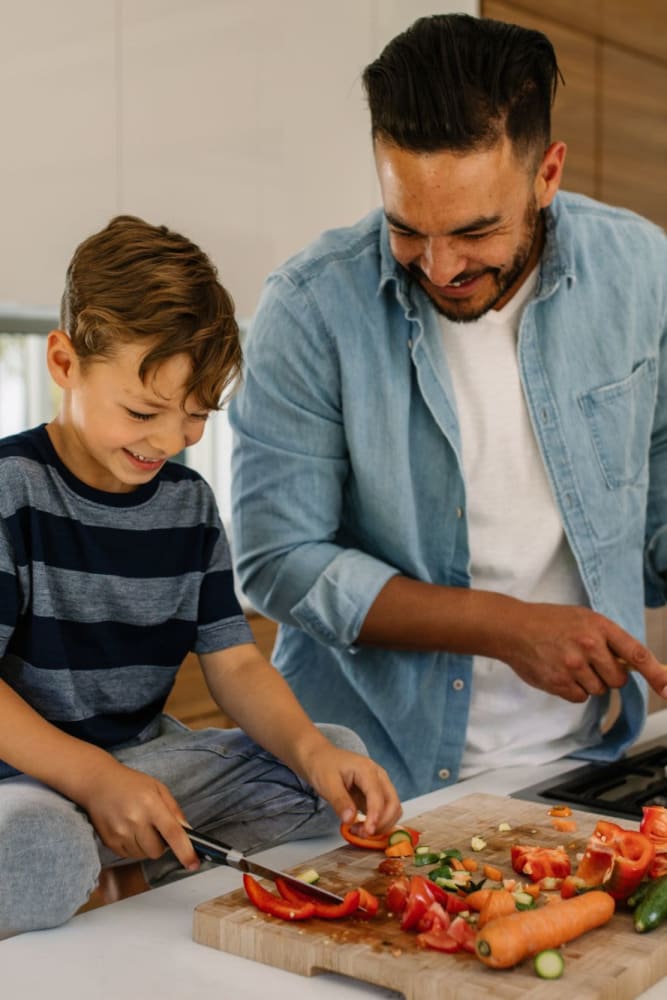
[362,14,561,159]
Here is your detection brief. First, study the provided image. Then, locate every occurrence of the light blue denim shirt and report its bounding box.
[230,192,667,800]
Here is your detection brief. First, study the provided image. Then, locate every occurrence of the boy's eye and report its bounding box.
[126,408,154,421]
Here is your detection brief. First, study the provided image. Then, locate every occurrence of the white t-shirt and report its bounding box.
[439,270,601,777]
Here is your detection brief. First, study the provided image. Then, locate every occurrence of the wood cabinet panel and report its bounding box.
[487,0,666,62]
[603,0,667,63]
[600,44,667,228]
[484,2,597,196]
[485,0,602,37]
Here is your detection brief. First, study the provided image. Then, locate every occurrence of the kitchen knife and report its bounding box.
[185,826,348,905]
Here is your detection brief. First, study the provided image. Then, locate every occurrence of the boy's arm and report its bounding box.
[0,678,198,869]
[199,644,401,836]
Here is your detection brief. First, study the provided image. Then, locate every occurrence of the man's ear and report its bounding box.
[46,330,79,389]
[534,141,567,210]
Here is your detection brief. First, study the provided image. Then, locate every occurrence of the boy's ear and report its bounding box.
[46,330,80,388]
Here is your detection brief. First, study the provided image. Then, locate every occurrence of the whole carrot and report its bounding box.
[475,890,615,969]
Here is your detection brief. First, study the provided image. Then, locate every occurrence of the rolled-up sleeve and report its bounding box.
[230,272,399,649]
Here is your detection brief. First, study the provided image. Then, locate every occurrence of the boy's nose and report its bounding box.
[146,426,186,459]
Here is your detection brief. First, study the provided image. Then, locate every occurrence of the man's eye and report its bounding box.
[464,231,494,241]
[390,227,420,239]
[127,409,153,421]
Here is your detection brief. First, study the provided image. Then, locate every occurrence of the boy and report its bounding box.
[0,215,400,937]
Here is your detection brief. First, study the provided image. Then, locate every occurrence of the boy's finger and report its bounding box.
[157,814,200,871]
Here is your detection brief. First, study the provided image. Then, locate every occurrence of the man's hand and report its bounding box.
[299,745,402,838]
[500,602,667,702]
[75,757,200,870]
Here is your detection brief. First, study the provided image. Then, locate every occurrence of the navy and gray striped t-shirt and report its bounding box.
[0,424,253,779]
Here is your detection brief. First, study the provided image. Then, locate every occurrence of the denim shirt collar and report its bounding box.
[377,192,578,315]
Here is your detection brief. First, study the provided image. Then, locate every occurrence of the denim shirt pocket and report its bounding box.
[578,358,657,489]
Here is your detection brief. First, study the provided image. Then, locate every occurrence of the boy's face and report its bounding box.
[47,334,209,493]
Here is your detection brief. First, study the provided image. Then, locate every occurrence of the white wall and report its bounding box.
[0,0,477,521]
[0,0,477,319]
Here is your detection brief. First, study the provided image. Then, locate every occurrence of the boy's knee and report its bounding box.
[0,792,100,936]
[317,723,367,757]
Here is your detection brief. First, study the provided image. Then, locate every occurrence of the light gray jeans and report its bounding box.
[0,716,365,937]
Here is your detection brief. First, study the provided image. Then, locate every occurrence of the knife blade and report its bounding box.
[185,827,347,905]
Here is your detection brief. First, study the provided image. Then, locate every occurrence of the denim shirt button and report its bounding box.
[438,767,451,780]
[456,506,463,518]
[452,678,465,691]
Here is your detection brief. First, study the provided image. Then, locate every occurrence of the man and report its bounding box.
[230,14,667,800]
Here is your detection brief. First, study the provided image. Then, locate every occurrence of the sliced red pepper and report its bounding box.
[274,877,361,918]
[561,820,654,901]
[243,873,315,920]
[356,887,379,917]
[511,844,571,882]
[339,823,421,851]
[640,805,667,878]
[339,823,391,850]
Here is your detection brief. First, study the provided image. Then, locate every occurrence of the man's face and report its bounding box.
[47,337,209,493]
[374,136,560,322]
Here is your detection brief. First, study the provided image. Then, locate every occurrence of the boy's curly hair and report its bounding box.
[61,215,241,410]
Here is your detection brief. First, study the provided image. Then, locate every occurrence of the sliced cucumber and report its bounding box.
[513,890,536,910]
[295,868,320,884]
[414,852,441,867]
[388,829,413,846]
[534,949,564,980]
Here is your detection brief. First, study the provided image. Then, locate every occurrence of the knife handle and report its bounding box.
[185,827,245,869]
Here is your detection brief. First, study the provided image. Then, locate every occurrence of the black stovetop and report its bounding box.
[511,744,667,821]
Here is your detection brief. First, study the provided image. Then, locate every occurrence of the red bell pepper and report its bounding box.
[274,877,361,918]
[640,805,667,878]
[560,819,654,901]
[339,822,420,851]
[243,874,315,920]
[511,844,571,882]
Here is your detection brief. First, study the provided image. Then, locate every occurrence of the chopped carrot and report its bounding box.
[384,840,414,858]
[482,864,503,882]
[520,882,542,899]
[450,856,465,871]
[548,805,573,817]
[478,889,517,928]
[462,857,478,872]
[475,890,615,969]
[465,888,494,911]
[551,818,577,833]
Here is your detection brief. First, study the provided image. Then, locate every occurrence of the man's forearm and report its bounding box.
[358,575,521,659]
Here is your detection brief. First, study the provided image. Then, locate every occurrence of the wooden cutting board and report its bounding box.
[193,792,667,999]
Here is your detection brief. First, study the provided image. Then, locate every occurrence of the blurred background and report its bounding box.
[0,0,665,722]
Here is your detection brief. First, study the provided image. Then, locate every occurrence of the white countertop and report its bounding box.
[4,709,667,1000]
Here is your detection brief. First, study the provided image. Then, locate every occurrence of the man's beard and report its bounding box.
[410,202,542,324]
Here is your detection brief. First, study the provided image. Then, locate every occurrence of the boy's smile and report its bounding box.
[46,335,209,493]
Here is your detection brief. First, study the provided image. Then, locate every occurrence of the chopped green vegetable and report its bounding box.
[513,890,536,910]
[295,868,320,884]
[414,852,442,867]
[534,949,564,979]
[388,829,413,846]
[437,848,463,861]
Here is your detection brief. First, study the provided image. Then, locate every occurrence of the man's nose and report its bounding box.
[420,237,467,287]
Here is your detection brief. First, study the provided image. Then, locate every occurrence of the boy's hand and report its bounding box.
[301,746,402,837]
[76,757,200,870]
